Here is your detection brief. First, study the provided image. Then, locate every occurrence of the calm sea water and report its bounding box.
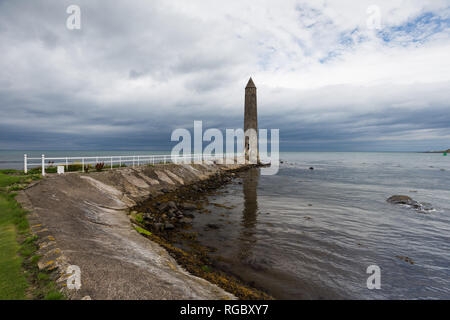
[2,151,449,299]
[189,152,450,299]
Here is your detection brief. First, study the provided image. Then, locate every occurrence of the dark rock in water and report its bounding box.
[309,167,314,170]
[167,212,175,218]
[184,212,194,218]
[181,202,197,211]
[387,195,417,206]
[179,217,193,224]
[167,201,177,209]
[158,202,170,212]
[396,255,415,265]
[159,201,178,213]
[143,212,153,221]
[206,223,220,230]
[161,188,169,194]
[164,223,175,230]
[387,195,433,213]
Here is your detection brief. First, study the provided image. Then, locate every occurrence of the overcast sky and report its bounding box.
[0,0,449,151]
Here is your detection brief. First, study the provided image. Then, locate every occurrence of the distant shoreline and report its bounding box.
[422,149,450,153]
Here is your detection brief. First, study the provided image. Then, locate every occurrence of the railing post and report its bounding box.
[66,157,68,171]
[133,156,135,167]
[82,158,85,172]
[111,157,113,170]
[164,155,166,164]
[24,154,27,174]
[119,156,122,167]
[137,156,140,166]
[41,154,45,176]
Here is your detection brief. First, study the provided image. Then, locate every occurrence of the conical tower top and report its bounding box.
[245,77,256,89]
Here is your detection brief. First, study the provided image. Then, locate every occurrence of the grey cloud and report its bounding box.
[0,0,449,152]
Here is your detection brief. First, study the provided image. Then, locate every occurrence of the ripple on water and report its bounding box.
[191,153,450,299]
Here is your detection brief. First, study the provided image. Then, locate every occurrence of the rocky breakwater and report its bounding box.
[17,161,256,300]
[132,171,235,232]
[130,165,272,300]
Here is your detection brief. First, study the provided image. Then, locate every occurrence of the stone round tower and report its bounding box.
[244,77,259,163]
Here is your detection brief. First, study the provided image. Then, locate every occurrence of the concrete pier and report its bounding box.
[17,163,246,299]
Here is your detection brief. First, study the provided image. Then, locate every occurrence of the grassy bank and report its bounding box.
[27,163,128,175]
[0,170,63,300]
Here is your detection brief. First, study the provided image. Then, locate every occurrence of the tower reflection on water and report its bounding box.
[238,168,260,261]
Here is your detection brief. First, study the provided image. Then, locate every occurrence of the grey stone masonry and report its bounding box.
[244,77,259,162]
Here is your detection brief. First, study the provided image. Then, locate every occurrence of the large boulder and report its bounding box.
[167,201,177,210]
[181,202,197,211]
[179,217,193,224]
[387,195,433,213]
[387,195,419,207]
[164,222,175,230]
[158,201,177,212]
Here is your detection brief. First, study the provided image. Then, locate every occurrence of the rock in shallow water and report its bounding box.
[179,217,193,224]
[164,223,175,230]
[387,195,418,206]
[181,202,197,211]
[387,195,433,213]
[167,201,177,210]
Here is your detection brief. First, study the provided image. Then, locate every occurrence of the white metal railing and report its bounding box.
[24,153,245,176]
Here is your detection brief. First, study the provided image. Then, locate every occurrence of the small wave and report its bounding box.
[398,203,435,213]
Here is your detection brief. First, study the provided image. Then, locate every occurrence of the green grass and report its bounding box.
[0,174,23,188]
[28,165,79,174]
[0,170,64,300]
[0,192,29,299]
[27,163,128,174]
[44,290,65,300]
